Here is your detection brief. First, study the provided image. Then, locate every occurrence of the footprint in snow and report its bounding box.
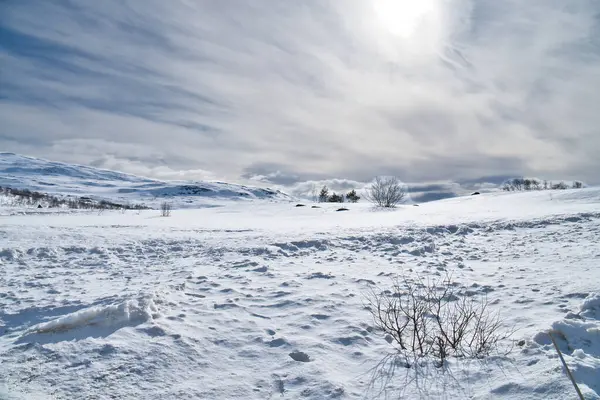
[289,351,311,362]
[268,338,289,347]
[356,279,376,285]
[306,272,334,279]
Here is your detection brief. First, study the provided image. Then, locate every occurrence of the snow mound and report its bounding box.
[581,293,600,320]
[19,295,160,343]
[533,293,600,398]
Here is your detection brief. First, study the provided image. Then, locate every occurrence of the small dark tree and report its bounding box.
[346,189,360,203]
[328,193,344,203]
[572,181,583,189]
[318,186,329,203]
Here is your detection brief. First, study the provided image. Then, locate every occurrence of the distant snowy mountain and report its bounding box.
[0,153,291,208]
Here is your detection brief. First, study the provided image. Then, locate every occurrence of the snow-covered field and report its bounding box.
[1,189,600,399]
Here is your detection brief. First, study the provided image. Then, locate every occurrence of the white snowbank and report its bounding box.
[28,295,159,336]
[581,293,600,319]
[533,293,600,398]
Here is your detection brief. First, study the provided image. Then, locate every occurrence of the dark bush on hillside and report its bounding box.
[551,182,568,190]
[0,185,150,211]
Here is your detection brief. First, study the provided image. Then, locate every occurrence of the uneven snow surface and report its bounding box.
[1,189,600,399]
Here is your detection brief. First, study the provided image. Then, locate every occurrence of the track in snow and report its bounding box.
[1,195,600,399]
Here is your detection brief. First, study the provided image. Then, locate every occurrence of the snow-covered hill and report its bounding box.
[0,153,291,208]
[1,185,599,399]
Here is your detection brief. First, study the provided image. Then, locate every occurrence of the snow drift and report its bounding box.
[17,295,161,345]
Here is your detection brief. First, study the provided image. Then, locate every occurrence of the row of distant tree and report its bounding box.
[310,175,586,208]
[313,177,407,207]
[316,187,361,203]
[502,178,583,191]
[0,186,149,210]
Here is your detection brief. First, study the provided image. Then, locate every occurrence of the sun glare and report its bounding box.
[373,0,437,38]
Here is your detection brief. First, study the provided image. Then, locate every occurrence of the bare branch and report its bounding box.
[364,176,406,208]
[366,271,514,368]
[160,201,172,217]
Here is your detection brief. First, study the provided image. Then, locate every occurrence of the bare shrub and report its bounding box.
[366,272,513,368]
[160,201,172,217]
[364,176,406,208]
[309,184,319,203]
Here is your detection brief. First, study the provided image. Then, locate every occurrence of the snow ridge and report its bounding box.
[0,153,291,208]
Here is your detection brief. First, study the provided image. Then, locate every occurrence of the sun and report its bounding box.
[373,0,437,38]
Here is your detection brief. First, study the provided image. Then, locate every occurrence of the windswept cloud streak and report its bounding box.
[1,0,599,187]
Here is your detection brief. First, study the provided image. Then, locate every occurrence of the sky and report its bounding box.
[1,0,599,201]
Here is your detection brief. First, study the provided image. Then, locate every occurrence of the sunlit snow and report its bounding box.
[1,156,599,399]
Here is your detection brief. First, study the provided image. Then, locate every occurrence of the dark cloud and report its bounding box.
[410,191,458,203]
[406,183,456,194]
[458,175,517,186]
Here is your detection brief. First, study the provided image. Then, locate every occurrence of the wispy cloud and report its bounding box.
[1,0,599,186]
